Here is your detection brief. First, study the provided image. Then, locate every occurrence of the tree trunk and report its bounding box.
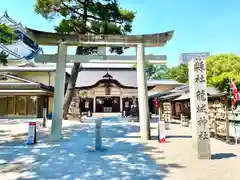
[62,46,82,119]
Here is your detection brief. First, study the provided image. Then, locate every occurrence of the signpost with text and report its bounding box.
[189,58,211,159]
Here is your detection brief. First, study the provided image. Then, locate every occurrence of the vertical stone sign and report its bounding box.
[189,58,211,159]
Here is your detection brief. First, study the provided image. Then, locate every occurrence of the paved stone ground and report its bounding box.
[143,122,240,180]
[0,118,239,179]
[0,117,164,179]
[0,119,81,143]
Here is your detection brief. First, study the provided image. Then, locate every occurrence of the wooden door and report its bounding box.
[95,97,104,112]
[7,97,15,115]
[26,96,37,115]
[112,97,120,112]
[15,96,27,115]
[80,98,94,112]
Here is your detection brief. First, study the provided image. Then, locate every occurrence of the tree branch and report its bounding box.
[61,2,123,24]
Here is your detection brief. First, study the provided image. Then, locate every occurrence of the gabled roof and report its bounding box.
[76,68,138,88]
[76,68,182,90]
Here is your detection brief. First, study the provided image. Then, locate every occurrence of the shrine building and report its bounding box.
[0,63,182,118]
[68,64,183,116]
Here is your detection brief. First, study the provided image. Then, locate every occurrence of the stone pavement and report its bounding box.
[0,117,163,179]
[143,122,240,180]
[0,117,239,180]
[0,119,80,143]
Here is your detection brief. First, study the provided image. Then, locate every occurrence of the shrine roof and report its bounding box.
[75,68,182,89]
[159,85,225,101]
[76,68,138,88]
[26,28,174,47]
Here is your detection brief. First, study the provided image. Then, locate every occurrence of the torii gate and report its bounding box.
[27,28,174,141]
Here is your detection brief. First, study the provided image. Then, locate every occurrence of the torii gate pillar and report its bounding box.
[51,42,67,140]
[137,44,150,140]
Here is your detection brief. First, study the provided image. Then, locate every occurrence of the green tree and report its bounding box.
[0,23,16,65]
[163,64,188,83]
[146,64,168,79]
[133,63,169,80]
[158,54,240,90]
[206,54,240,91]
[35,0,135,119]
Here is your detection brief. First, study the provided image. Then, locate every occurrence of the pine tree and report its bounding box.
[35,0,135,119]
[0,23,16,65]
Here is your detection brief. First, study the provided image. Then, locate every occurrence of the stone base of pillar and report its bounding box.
[50,134,63,141]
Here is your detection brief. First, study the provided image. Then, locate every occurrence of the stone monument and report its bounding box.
[189,58,211,159]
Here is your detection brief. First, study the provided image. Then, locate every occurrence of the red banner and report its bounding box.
[230,79,239,105]
[154,97,159,111]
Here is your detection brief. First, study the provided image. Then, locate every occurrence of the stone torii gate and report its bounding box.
[27,28,174,141]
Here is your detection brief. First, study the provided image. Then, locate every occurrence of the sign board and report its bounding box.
[27,121,36,145]
[189,58,211,159]
[158,121,166,143]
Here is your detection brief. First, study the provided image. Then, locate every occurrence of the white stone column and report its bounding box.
[189,58,211,159]
[120,89,123,112]
[93,96,96,112]
[120,96,123,112]
[136,43,150,140]
[51,42,67,140]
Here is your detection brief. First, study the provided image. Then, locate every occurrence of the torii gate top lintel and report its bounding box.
[26,28,174,47]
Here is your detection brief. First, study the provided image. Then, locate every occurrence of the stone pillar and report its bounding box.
[51,42,67,140]
[120,96,123,112]
[93,96,96,113]
[120,89,123,112]
[189,58,211,159]
[95,119,102,150]
[136,43,150,140]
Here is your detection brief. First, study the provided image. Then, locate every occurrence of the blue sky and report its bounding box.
[1,0,240,66]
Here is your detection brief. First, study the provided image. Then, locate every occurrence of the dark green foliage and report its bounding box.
[0,23,16,44]
[35,0,135,55]
[0,23,16,65]
[0,51,8,66]
[164,64,188,83]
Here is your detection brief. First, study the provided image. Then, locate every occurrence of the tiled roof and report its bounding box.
[76,69,137,87]
[4,73,54,92]
[159,85,224,101]
[75,69,182,88]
